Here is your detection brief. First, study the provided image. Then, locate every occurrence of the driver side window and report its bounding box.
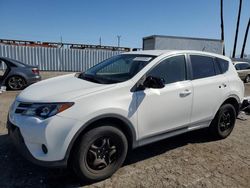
[147,55,187,84]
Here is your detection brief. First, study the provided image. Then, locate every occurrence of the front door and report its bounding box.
[136,55,193,139]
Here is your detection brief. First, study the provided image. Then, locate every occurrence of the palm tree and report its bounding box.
[220,0,225,55]
[232,0,242,58]
[240,18,250,58]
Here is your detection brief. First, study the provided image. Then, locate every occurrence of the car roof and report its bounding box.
[231,58,250,63]
[123,50,172,56]
[123,50,230,61]
[0,56,33,67]
[234,61,250,65]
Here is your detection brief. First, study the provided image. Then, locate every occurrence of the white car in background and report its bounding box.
[8,50,244,182]
[233,60,250,83]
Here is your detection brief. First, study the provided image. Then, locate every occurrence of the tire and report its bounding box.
[6,75,27,90]
[72,125,128,182]
[209,104,236,139]
[244,75,250,83]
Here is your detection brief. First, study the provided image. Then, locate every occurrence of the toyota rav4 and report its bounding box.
[8,50,244,182]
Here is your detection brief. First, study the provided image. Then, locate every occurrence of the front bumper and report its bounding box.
[7,118,68,168]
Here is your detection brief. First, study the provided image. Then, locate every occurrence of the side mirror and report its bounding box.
[143,76,165,89]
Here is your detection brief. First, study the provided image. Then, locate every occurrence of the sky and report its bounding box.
[0,0,249,56]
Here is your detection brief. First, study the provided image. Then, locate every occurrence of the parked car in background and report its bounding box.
[232,58,250,83]
[8,50,244,182]
[0,57,41,90]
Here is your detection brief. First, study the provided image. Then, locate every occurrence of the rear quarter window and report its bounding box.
[216,58,229,73]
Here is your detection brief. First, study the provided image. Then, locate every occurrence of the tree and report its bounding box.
[240,18,250,58]
[232,0,242,58]
[220,0,225,55]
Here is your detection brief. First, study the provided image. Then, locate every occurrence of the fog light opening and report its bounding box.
[42,144,48,154]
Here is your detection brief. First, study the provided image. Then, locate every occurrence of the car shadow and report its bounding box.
[0,129,219,187]
[124,128,218,166]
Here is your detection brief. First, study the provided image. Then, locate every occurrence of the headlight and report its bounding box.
[21,102,74,119]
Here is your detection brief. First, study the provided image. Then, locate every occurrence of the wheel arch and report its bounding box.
[5,73,27,84]
[66,114,137,165]
[221,96,240,115]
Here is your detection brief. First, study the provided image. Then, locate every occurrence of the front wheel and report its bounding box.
[72,126,128,182]
[209,104,236,139]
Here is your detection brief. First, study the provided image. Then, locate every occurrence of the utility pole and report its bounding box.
[60,36,63,48]
[232,0,242,58]
[117,35,121,47]
[220,0,225,55]
[99,37,102,46]
[240,18,250,58]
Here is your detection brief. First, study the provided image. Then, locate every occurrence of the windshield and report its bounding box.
[79,54,156,84]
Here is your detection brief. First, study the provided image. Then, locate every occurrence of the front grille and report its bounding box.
[15,103,32,114]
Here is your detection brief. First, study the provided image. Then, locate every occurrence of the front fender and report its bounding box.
[60,112,137,164]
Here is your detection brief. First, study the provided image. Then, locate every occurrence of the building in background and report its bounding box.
[143,35,224,54]
[0,39,135,72]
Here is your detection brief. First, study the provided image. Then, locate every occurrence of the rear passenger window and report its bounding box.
[216,58,229,73]
[190,55,215,79]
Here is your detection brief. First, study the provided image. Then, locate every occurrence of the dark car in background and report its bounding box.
[232,58,250,83]
[0,57,41,90]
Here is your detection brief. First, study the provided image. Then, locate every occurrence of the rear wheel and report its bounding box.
[72,125,128,182]
[245,75,250,83]
[7,75,26,90]
[209,104,236,139]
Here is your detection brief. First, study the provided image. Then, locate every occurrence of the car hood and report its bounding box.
[16,73,116,102]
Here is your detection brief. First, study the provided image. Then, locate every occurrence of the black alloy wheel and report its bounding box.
[73,125,128,182]
[209,103,236,139]
[218,110,234,136]
[7,76,26,90]
[86,137,118,171]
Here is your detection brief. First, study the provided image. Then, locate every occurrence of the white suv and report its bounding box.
[8,50,244,181]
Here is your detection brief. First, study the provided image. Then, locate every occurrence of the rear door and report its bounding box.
[189,54,229,126]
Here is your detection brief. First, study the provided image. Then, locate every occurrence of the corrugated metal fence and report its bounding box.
[0,44,122,71]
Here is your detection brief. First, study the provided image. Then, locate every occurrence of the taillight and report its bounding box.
[32,68,39,74]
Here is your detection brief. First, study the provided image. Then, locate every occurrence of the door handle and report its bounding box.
[180,89,192,97]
